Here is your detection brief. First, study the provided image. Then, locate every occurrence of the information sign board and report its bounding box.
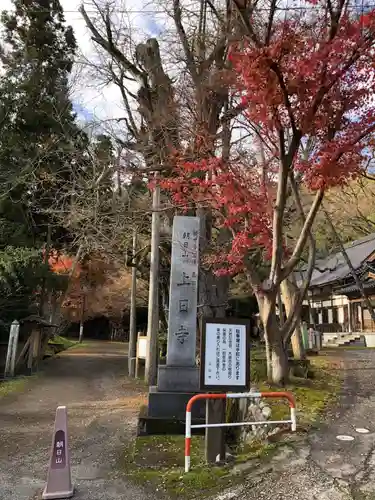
[200,318,250,391]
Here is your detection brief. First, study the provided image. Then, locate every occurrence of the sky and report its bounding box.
[1,0,370,129]
[4,0,367,141]
[1,0,164,128]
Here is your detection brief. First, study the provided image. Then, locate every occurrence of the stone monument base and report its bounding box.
[137,383,205,436]
[157,365,200,392]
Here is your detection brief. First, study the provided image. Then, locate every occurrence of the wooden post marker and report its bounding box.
[42,406,74,499]
[205,399,226,463]
[4,320,20,378]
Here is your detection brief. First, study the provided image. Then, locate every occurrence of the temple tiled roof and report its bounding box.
[297,233,375,288]
[335,279,375,295]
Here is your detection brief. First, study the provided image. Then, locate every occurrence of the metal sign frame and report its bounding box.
[200,317,250,392]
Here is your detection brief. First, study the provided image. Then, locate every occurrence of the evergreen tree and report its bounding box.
[0,0,85,247]
[0,0,83,327]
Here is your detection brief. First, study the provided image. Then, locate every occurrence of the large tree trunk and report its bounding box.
[198,212,230,319]
[280,278,306,360]
[199,270,230,319]
[196,209,230,368]
[258,293,289,385]
[269,330,289,386]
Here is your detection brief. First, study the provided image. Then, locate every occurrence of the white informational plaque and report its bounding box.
[200,319,250,391]
[137,336,147,360]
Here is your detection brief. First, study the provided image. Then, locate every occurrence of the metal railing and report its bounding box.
[185,391,296,472]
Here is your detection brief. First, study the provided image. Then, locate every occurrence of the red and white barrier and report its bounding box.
[185,391,296,472]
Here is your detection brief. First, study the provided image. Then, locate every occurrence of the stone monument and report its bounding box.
[141,215,204,434]
[157,215,200,391]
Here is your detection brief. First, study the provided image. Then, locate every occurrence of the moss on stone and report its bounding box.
[235,440,280,463]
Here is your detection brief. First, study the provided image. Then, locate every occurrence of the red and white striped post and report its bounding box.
[185,391,296,473]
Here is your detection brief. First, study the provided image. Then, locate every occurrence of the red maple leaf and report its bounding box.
[161,3,375,278]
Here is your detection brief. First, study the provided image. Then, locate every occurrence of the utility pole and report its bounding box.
[145,181,160,386]
[79,294,85,343]
[128,227,137,377]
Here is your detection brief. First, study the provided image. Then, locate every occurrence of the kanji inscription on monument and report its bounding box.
[166,216,200,366]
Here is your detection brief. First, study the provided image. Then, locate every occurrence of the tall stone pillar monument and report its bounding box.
[158,215,200,391]
[143,216,203,434]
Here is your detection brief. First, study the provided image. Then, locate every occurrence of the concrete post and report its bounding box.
[42,406,74,499]
[4,320,20,378]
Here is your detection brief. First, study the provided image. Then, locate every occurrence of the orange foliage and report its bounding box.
[48,251,81,277]
[59,256,147,322]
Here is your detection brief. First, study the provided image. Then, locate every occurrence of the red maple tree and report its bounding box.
[161,2,375,383]
[48,251,81,277]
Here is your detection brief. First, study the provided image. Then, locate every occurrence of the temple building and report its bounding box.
[299,233,375,342]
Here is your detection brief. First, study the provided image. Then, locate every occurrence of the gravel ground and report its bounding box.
[4,344,375,500]
[213,349,375,500]
[0,341,162,500]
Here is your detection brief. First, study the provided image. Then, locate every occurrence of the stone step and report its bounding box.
[323,334,362,347]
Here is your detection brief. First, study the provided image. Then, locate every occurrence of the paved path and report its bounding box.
[4,344,375,500]
[0,341,158,500]
[215,349,375,500]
